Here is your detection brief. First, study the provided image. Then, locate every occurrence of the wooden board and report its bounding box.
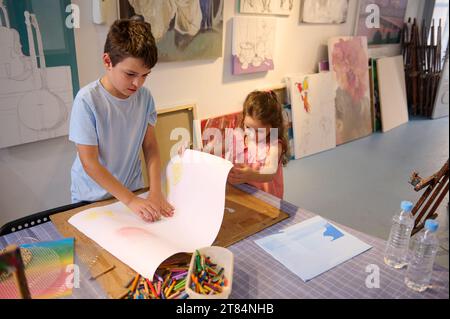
[140,104,198,187]
[51,186,288,298]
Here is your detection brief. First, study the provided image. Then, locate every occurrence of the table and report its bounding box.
[1,184,448,299]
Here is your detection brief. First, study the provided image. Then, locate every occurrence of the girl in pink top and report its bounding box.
[226,91,291,199]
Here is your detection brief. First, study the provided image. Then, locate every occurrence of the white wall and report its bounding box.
[0,0,425,227]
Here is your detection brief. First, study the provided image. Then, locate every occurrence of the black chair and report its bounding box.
[0,202,91,236]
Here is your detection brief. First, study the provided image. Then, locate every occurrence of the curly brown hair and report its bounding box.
[241,91,291,165]
[104,18,158,69]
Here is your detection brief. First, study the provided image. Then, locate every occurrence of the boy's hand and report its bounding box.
[127,196,161,222]
[148,192,175,218]
[228,164,253,185]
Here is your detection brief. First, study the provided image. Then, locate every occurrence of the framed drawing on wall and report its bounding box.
[299,0,349,24]
[118,0,224,62]
[355,0,408,46]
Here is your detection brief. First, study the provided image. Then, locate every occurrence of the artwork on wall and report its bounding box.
[355,0,408,46]
[239,0,294,16]
[328,36,372,145]
[232,16,276,75]
[119,0,224,62]
[376,55,409,132]
[432,55,449,119]
[286,73,336,159]
[299,0,349,24]
[0,0,79,149]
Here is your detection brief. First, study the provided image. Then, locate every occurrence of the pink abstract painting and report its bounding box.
[328,36,372,145]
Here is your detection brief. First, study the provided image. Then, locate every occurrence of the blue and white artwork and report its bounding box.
[255,216,372,281]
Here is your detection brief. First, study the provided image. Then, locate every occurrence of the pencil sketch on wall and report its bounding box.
[240,0,294,16]
[0,4,73,149]
[232,16,276,75]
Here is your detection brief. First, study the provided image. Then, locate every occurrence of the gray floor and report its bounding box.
[283,117,449,269]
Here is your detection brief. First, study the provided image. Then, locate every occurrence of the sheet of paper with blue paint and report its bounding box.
[255,216,372,281]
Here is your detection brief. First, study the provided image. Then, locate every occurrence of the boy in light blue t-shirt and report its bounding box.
[69,18,174,222]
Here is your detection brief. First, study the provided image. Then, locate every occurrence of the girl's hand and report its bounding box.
[228,164,253,185]
[148,192,175,218]
[127,196,161,222]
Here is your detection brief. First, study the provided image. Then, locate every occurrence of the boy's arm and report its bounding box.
[76,144,160,222]
[142,125,175,217]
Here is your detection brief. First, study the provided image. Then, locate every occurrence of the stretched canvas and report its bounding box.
[0,0,79,148]
[432,56,449,119]
[355,0,408,45]
[200,111,242,157]
[376,56,409,132]
[286,72,336,159]
[232,16,276,75]
[300,0,349,24]
[328,36,372,145]
[239,0,294,16]
[120,0,224,62]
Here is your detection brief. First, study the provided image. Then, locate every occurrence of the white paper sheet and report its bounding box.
[255,216,372,281]
[69,149,233,279]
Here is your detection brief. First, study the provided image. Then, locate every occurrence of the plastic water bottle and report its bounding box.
[405,219,440,292]
[384,201,415,268]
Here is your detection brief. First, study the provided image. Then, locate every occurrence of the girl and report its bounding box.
[226,90,290,199]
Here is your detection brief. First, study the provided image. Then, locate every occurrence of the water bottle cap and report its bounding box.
[400,201,413,212]
[425,219,439,232]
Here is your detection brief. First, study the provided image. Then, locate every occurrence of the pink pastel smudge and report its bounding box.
[116,227,155,240]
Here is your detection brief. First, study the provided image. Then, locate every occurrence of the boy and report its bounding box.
[69,18,174,222]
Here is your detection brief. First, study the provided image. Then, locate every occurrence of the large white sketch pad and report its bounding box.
[69,149,233,279]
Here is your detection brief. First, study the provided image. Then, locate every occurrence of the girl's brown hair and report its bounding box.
[104,18,158,69]
[241,91,291,165]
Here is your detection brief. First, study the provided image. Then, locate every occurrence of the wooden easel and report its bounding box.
[410,160,449,235]
[402,18,443,117]
[0,245,31,299]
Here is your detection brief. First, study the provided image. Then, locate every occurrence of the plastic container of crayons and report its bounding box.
[186,246,233,299]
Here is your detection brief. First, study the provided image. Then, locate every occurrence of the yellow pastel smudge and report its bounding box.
[303,78,309,90]
[84,210,114,221]
[171,162,183,186]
